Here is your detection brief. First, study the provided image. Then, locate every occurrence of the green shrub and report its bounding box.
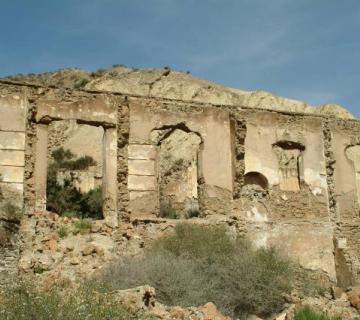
[74,219,92,234]
[159,201,179,219]
[101,223,295,318]
[51,147,97,170]
[52,147,74,162]
[46,149,102,219]
[0,280,152,320]
[78,187,103,219]
[294,306,342,320]
[60,155,97,171]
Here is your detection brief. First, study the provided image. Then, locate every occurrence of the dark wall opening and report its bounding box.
[244,172,269,190]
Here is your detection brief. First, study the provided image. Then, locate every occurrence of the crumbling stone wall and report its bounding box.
[117,96,130,221]
[1,80,360,287]
[0,83,28,285]
[327,118,360,286]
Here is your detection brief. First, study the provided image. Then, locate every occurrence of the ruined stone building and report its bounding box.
[0,67,359,287]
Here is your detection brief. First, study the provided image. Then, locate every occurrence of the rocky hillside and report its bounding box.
[2,65,354,119]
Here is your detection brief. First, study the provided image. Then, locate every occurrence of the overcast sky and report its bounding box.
[1,0,359,117]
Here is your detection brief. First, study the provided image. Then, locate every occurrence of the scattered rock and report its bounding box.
[198,302,229,320]
[347,286,360,310]
[47,239,58,253]
[81,244,97,256]
[112,285,157,312]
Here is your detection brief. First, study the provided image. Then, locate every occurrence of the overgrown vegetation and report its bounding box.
[46,148,102,219]
[0,280,153,320]
[294,306,342,320]
[101,223,296,318]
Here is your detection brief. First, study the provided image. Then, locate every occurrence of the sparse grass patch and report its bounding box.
[74,218,92,235]
[294,306,342,320]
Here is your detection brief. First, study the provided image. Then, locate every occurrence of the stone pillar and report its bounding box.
[0,93,27,211]
[103,128,118,226]
[34,124,48,211]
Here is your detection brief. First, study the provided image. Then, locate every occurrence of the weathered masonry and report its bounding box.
[1,80,360,286]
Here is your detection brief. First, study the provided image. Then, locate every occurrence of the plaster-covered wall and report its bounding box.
[128,102,234,216]
[244,112,328,196]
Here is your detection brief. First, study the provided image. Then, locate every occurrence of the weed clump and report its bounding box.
[159,201,180,219]
[101,223,295,318]
[57,225,68,238]
[74,219,92,235]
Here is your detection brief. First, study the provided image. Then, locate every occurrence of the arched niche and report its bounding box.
[244,171,269,190]
[272,140,305,192]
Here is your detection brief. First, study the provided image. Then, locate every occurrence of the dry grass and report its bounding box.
[101,223,296,318]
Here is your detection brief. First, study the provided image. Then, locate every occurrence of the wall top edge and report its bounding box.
[0,80,358,123]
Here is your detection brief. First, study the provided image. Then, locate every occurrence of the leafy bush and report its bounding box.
[60,155,97,171]
[51,147,97,170]
[52,147,74,162]
[78,187,103,219]
[0,280,152,320]
[294,306,342,320]
[101,223,295,318]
